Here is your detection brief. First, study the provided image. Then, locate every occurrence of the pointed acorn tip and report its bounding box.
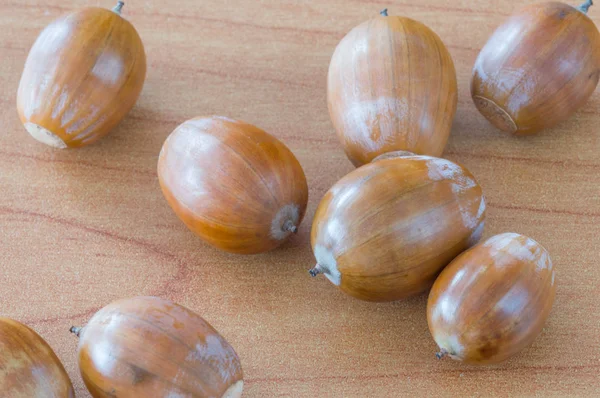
[309,266,322,277]
[69,326,82,337]
[436,349,448,360]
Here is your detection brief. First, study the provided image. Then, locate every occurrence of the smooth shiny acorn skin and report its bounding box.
[0,317,74,397]
[17,4,146,148]
[76,296,244,398]
[328,13,457,166]
[471,2,600,135]
[428,233,556,364]
[158,116,308,254]
[310,154,486,302]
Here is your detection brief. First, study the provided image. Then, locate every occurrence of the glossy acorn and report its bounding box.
[428,233,556,364]
[17,1,146,148]
[309,152,486,302]
[471,1,600,134]
[158,116,308,254]
[328,9,458,167]
[71,296,243,398]
[0,317,74,397]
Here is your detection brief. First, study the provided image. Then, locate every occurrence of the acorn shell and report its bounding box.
[471,2,600,134]
[158,116,308,254]
[17,4,146,148]
[310,154,486,301]
[0,317,74,397]
[327,13,457,166]
[75,296,243,397]
[427,233,556,364]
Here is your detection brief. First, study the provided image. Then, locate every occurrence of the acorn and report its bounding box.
[428,233,556,364]
[0,317,74,397]
[309,152,485,301]
[71,296,243,397]
[328,9,457,166]
[17,1,146,147]
[158,116,308,254]
[471,1,600,134]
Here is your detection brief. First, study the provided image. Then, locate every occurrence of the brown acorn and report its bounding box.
[71,296,243,397]
[0,317,74,397]
[17,1,146,148]
[471,1,600,134]
[428,233,556,364]
[328,9,457,166]
[310,152,486,301]
[158,116,308,254]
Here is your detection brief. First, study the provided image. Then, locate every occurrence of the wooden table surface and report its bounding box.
[1,0,599,396]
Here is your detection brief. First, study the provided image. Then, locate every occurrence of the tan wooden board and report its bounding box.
[1,0,599,396]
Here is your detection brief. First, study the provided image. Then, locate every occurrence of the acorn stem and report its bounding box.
[69,326,82,338]
[112,1,125,14]
[309,265,322,277]
[578,0,593,13]
[436,349,448,360]
[283,220,298,234]
[380,8,389,16]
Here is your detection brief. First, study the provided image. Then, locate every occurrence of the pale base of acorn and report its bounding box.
[24,122,67,148]
[313,245,341,285]
[222,380,243,398]
[270,203,300,241]
[472,95,518,134]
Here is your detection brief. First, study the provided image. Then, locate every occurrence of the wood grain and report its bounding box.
[1,0,599,396]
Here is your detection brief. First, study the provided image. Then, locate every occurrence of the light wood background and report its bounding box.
[1,0,599,396]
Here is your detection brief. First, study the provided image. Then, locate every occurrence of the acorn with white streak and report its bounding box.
[17,1,146,148]
[309,152,486,302]
[327,9,457,167]
[471,1,600,135]
[427,233,556,364]
[71,296,244,397]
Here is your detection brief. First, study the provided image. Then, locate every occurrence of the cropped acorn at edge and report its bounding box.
[70,296,243,398]
[158,116,309,254]
[328,9,458,167]
[17,1,146,148]
[471,0,600,134]
[0,317,74,397]
[309,152,486,302]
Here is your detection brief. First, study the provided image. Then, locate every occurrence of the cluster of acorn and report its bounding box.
[3,0,598,396]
